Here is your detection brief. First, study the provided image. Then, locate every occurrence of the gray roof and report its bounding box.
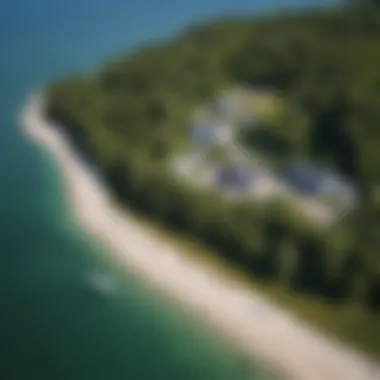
[216,164,263,190]
[282,162,357,199]
[191,124,218,144]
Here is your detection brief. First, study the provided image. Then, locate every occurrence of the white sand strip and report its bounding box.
[21,93,380,380]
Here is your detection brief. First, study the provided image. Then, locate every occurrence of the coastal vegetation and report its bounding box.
[46,0,380,357]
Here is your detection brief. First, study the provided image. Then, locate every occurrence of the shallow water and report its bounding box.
[0,1,337,379]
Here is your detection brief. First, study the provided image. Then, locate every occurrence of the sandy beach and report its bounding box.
[21,93,379,380]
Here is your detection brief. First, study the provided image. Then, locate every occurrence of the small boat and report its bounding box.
[85,270,117,296]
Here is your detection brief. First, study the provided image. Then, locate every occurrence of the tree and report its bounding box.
[46,2,380,317]
[276,239,299,286]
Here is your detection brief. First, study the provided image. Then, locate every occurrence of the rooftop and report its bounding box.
[282,162,357,200]
[215,164,264,191]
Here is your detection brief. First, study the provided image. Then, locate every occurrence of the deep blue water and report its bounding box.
[0,1,339,379]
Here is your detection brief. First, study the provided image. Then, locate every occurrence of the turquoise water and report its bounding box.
[0,1,338,379]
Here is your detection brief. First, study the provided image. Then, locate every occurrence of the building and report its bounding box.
[282,162,358,206]
[213,98,235,118]
[212,95,248,123]
[215,164,264,193]
[191,124,216,145]
[190,123,233,146]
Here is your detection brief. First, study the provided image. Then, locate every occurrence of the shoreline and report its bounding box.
[21,93,379,380]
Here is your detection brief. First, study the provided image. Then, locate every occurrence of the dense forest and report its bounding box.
[46,0,380,355]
